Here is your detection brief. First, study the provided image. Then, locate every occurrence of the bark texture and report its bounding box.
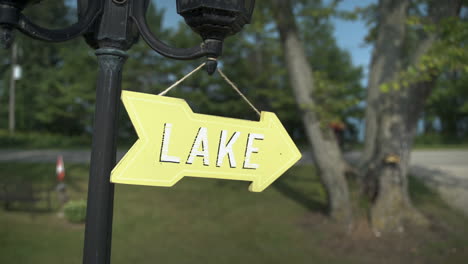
[360,0,409,170]
[365,0,462,234]
[272,0,352,225]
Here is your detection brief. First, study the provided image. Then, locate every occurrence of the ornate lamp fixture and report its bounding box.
[0,0,255,72]
[177,0,255,40]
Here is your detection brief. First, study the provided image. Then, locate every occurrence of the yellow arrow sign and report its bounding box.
[111,91,302,192]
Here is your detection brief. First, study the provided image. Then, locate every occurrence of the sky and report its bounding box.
[155,0,376,84]
[331,0,375,82]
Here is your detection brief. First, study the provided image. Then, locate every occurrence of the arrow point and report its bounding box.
[252,112,302,192]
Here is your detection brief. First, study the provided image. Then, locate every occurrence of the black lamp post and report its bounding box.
[0,1,255,264]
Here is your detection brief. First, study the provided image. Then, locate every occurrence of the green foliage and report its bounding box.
[372,1,468,139]
[424,70,468,138]
[416,16,468,131]
[297,3,364,130]
[311,71,362,126]
[0,129,90,149]
[63,200,87,224]
[0,1,363,145]
[0,1,97,135]
[414,132,468,147]
[382,14,468,90]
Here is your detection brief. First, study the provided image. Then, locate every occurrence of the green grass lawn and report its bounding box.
[1,163,467,264]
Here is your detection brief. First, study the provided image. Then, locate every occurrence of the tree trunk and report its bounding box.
[360,0,409,170]
[367,0,462,234]
[369,88,430,234]
[272,0,352,225]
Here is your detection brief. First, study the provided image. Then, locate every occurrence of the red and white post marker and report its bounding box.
[55,155,69,209]
[56,155,65,182]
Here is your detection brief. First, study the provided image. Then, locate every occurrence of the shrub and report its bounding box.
[414,132,468,146]
[0,129,90,149]
[63,200,87,223]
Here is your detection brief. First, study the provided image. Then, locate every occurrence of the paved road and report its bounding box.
[1,149,467,215]
[303,150,468,216]
[299,150,468,181]
[408,150,468,217]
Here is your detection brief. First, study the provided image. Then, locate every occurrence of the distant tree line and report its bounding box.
[0,1,363,143]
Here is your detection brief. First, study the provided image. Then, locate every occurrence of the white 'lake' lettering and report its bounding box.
[159,123,263,169]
